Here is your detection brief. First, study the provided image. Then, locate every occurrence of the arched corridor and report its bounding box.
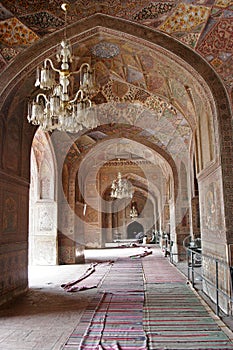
[1,1,233,348]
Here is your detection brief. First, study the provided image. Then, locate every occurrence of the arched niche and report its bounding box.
[127,221,144,239]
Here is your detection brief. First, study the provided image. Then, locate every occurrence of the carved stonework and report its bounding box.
[3,195,17,233]
[40,176,51,199]
[204,182,222,232]
[40,160,53,200]
[33,238,56,265]
[39,209,53,231]
[60,246,75,264]
[4,117,21,173]
[85,206,99,224]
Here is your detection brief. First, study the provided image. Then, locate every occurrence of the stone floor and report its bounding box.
[0,247,145,350]
[0,246,232,349]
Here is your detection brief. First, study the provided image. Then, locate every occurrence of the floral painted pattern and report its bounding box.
[0,17,38,46]
[158,3,210,34]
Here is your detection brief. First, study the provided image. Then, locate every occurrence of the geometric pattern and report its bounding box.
[197,18,233,60]
[20,12,64,34]
[0,17,39,46]
[1,46,19,62]
[0,0,232,103]
[158,4,210,35]
[91,41,120,58]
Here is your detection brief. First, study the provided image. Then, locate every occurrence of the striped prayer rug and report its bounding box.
[142,249,233,349]
[62,247,233,349]
[63,257,147,349]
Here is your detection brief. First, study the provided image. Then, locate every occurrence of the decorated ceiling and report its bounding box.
[0,0,231,176]
[0,0,232,100]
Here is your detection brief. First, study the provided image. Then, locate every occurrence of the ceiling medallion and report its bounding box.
[91,41,120,58]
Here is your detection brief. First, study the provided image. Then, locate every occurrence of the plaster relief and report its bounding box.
[40,176,52,199]
[39,209,53,232]
[4,118,20,173]
[203,182,223,234]
[60,246,75,264]
[34,238,56,265]
[40,161,53,200]
[3,195,17,233]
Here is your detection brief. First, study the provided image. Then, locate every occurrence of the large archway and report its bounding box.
[0,15,232,313]
[65,134,175,249]
[29,129,58,266]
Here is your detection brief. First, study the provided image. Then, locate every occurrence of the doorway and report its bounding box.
[127,221,144,239]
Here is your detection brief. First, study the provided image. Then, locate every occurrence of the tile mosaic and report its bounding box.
[158,3,210,35]
[0,17,39,46]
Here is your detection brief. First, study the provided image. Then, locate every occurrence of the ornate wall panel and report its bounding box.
[0,172,29,244]
[0,171,29,305]
[3,116,21,174]
[199,166,226,249]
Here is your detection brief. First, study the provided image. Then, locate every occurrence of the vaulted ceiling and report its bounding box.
[1,0,232,104]
[0,0,232,182]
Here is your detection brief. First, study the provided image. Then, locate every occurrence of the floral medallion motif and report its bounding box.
[91,41,120,58]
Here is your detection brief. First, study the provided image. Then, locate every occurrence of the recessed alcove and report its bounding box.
[127,221,144,239]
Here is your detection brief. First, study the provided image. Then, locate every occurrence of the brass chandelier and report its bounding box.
[27,3,98,133]
[110,172,134,199]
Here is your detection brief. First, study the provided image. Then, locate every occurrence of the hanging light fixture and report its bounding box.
[110,172,133,199]
[130,202,138,218]
[27,3,98,133]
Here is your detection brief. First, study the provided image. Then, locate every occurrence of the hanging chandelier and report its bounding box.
[27,3,98,133]
[110,172,133,199]
[130,203,138,218]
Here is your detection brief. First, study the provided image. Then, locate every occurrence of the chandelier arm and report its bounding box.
[70,63,92,76]
[36,93,49,104]
[44,58,62,74]
[85,98,92,107]
[69,89,83,104]
[79,62,91,72]
[69,95,92,107]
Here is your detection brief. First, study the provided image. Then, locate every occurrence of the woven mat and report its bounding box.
[62,249,233,349]
[63,257,147,349]
[141,251,233,349]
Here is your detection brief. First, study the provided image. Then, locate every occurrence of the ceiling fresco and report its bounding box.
[59,120,190,178]
[0,0,230,184]
[0,0,232,101]
[69,31,207,124]
[52,31,209,160]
